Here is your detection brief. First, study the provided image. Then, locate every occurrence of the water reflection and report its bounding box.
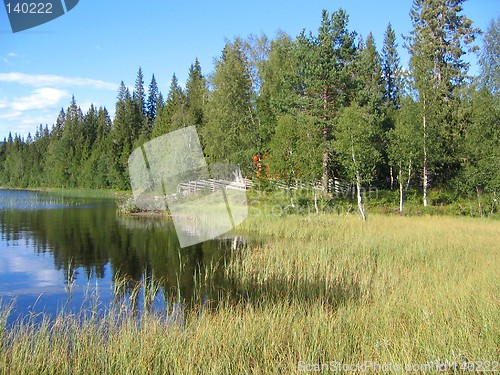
[0,189,246,324]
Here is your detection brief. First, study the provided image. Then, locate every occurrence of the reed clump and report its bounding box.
[1,214,498,374]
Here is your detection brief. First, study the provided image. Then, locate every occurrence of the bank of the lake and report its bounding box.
[1,211,498,374]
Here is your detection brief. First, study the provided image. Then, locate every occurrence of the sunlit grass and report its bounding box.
[1,212,499,374]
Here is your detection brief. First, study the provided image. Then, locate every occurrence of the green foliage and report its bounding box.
[334,103,381,184]
[0,6,497,209]
[268,114,322,182]
[355,33,384,114]
[133,67,146,118]
[382,23,402,109]
[479,17,500,96]
[185,58,208,129]
[145,74,160,134]
[406,0,481,195]
[153,74,189,136]
[202,39,257,174]
[388,97,422,185]
[455,88,500,197]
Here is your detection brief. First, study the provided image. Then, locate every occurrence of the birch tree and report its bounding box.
[335,103,380,220]
[269,114,322,207]
[406,0,479,206]
[202,39,257,175]
[388,97,422,212]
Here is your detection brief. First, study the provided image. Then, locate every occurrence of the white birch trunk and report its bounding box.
[390,165,394,190]
[422,110,429,207]
[476,186,484,217]
[399,163,404,212]
[351,143,367,221]
[356,172,367,221]
[321,151,329,197]
[406,159,412,190]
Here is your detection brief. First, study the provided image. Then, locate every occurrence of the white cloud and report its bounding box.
[0,252,63,293]
[19,113,57,126]
[3,53,20,65]
[35,269,62,287]
[0,72,118,91]
[12,88,69,111]
[0,111,23,121]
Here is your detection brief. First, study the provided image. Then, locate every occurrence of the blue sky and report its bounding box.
[0,0,497,140]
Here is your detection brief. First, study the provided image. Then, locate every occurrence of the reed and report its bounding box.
[1,213,498,374]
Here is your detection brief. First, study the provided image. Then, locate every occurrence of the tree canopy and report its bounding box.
[1,2,497,217]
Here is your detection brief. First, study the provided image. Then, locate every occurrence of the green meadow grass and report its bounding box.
[0,212,498,374]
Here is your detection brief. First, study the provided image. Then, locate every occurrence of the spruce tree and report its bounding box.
[133,67,146,118]
[146,74,159,131]
[153,73,188,136]
[355,33,384,113]
[382,23,402,109]
[185,58,208,129]
[381,23,402,187]
[111,81,135,189]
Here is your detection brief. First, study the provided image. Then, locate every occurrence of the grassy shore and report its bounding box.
[1,211,499,374]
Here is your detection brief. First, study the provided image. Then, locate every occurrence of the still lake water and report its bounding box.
[0,189,244,324]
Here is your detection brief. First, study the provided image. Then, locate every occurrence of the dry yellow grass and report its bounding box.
[1,213,499,374]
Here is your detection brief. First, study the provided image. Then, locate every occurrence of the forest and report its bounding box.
[0,1,499,217]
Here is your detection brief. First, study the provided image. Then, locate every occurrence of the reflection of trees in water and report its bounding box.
[0,205,244,312]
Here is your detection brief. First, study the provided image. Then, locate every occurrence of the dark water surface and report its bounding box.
[0,189,244,324]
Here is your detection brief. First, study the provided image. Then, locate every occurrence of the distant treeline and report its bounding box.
[0,2,498,214]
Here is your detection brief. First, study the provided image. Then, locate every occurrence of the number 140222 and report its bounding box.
[5,2,53,14]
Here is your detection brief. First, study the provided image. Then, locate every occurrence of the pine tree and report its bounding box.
[296,9,357,195]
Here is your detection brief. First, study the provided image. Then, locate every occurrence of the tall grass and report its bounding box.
[1,214,498,374]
